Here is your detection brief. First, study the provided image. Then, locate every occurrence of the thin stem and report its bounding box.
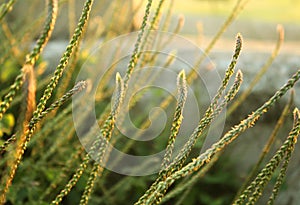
[227,24,285,115]
[0,0,16,22]
[233,90,294,202]
[160,70,187,171]
[234,108,300,205]
[0,0,58,119]
[145,69,300,204]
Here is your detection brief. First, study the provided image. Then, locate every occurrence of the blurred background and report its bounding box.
[1,0,300,204]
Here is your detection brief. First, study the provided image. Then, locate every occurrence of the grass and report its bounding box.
[0,0,300,204]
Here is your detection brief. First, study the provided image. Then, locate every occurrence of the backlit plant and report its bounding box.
[0,0,299,204]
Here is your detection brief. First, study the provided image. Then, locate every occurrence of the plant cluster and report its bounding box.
[0,0,299,204]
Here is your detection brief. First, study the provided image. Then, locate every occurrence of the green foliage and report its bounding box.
[0,0,299,205]
[0,113,14,137]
